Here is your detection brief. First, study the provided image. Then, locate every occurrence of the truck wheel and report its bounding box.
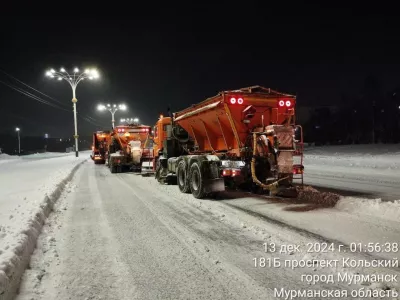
[177,161,190,193]
[110,160,116,173]
[189,162,206,199]
[155,162,161,181]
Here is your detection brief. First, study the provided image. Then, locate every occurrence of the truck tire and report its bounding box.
[110,160,117,173]
[177,160,190,193]
[155,160,162,182]
[189,162,206,199]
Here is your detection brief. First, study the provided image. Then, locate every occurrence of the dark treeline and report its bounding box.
[302,76,400,145]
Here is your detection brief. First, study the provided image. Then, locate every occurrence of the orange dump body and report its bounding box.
[173,86,296,156]
[92,131,111,160]
[111,125,153,159]
[112,125,151,145]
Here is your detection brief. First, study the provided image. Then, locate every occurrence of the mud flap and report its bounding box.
[166,173,177,185]
[204,178,225,194]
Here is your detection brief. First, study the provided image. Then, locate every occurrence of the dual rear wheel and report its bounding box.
[177,161,206,199]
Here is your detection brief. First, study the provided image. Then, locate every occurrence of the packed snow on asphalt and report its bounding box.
[3,145,396,300]
[0,152,88,300]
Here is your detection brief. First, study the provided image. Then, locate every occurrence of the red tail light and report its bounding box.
[278,99,293,108]
[222,169,241,177]
[222,169,232,176]
[230,97,244,104]
[232,169,241,176]
[293,165,304,174]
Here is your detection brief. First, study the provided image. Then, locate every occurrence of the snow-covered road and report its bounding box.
[0,152,89,300]
[16,162,400,300]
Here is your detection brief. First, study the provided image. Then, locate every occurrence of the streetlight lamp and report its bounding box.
[45,67,100,157]
[98,103,127,129]
[15,127,20,155]
[120,117,139,125]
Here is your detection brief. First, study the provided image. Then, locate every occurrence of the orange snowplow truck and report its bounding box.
[153,86,304,199]
[106,124,154,173]
[91,130,112,164]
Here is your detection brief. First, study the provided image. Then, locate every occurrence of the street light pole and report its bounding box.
[72,86,79,156]
[111,110,116,129]
[98,104,127,129]
[45,67,100,157]
[44,133,48,152]
[16,127,20,155]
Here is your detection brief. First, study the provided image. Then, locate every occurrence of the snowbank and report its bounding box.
[0,152,73,165]
[304,144,400,171]
[0,154,20,165]
[302,144,400,200]
[335,197,400,223]
[0,152,89,300]
[25,152,73,159]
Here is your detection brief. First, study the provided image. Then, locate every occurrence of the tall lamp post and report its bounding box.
[44,133,49,152]
[45,67,100,157]
[15,127,20,155]
[98,104,127,129]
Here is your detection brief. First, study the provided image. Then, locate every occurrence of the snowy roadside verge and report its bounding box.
[335,197,400,223]
[0,158,87,300]
[0,154,20,165]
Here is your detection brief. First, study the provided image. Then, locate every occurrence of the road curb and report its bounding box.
[0,158,88,300]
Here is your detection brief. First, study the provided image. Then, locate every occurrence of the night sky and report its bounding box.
[1,13,399,137]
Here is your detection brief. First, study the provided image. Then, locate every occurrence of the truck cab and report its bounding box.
[153,115,171,159]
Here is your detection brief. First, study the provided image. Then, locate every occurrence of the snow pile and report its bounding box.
[335,197,400,223]
[302,144,400,200]
[304,144,400,171]
[26,152,72,159]
[0,152,89,300]
[0,154,20,165]
[296,185,341,206]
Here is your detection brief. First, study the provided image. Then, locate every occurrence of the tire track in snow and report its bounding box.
[116,173,373,296]
[115,173,273,300]
[129,173,400,295]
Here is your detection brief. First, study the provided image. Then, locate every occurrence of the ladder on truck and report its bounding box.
[141,134,155,175]
[141,147,154,174]
[292,125,304,185]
